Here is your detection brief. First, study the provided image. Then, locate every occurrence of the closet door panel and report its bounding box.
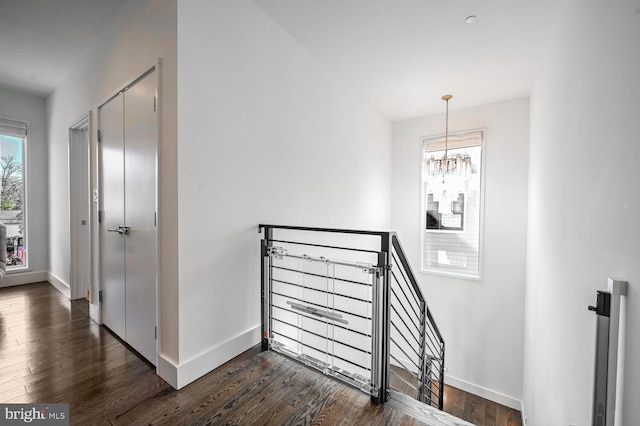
[124,70,158,365]
[99,94,127,339]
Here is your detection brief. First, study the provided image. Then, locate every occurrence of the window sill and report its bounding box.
[425,229,465,235]
[6,266,31,274]
[420,267,482,282]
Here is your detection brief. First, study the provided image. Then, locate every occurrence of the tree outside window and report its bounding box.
[0,134,26,268]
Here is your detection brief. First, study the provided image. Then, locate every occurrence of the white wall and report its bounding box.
[391,98,529,408]
[523,0,640,424]
[175,0,391,387]
[0,87,49,285]
[46,0,178,363]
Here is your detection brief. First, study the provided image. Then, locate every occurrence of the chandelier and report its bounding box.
[424,95,472,214]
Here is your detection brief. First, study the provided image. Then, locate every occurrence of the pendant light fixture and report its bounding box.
[424,94,472,214]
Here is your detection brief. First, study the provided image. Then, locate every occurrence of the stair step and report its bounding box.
[387,388,475,426]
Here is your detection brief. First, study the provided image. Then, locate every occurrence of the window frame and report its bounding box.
[0,116,29,272]
[419,129,486,281]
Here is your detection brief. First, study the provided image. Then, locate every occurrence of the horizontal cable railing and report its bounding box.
[260,224,445,408]
[389,235,445,409]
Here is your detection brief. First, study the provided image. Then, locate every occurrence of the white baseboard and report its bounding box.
[445,374,522,411]
[157,355,179,389]
[521,399,527,425]
[89,302,102,324]
[0,270,49,289]
[46,272,71,299]
[158,325,261,390]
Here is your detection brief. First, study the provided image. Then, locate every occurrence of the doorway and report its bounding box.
[69,115,91,300]
[98,67,158,365]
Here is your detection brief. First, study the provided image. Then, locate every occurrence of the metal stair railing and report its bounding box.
[388,234,445,408]
[259,225,445,408]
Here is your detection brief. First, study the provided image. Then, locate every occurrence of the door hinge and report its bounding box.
[356,262,380,274]
[155,325,158,340]
[153,96,157,112]
[98,210,104,223]
[154,212,157,227]
[268,246,287,260]
[98,290,103,303]
[97,129,102,142]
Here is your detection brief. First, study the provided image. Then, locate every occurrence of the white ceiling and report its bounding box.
[0,0,127,98]
[0,0,558,120]
[253,0,559,120]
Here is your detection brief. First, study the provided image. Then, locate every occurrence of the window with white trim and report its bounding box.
[421,130,483,279]
[0,117,27,269]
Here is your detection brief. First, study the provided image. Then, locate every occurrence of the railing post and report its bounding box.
[380,233,392,403]
[371,233,391,404]
[439,339,445,410]
[371,264,383,404]
[418,301,427,403]
[260,226,273,351]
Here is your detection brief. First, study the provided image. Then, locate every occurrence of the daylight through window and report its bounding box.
[0,118,27,269]
[421,131,483,279]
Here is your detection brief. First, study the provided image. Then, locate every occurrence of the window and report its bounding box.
[0,118,27,269]
[421,130,483,279]
[426,193,465,231]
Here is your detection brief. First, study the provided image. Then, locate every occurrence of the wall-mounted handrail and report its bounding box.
[260,224,445,410]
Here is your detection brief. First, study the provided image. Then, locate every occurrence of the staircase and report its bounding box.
[259,224,446,412]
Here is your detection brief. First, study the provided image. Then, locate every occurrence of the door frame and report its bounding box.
[69,113,92,301]
[97,61,162,366]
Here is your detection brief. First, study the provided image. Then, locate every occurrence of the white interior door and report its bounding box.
[69,118,91,300]
[99,68,158,365]
[123,70,158,364]
[100,93,127,339]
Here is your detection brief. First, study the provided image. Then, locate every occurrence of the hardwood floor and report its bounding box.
[443,386,521,426]
[389,366,521,426]
[1,283,521,425]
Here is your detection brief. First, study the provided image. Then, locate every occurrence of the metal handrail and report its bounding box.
[391,234,444,345]
[260,224,445,409]
[386,232,445,409]
[259,223,389,237]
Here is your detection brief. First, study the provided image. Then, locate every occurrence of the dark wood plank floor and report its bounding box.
[443,385,521,426]
[0,282,521,425]
[389,366,521,426]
